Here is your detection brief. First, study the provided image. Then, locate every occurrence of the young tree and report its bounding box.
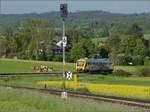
[96,42,109,58]
[16,19,55,60]
[133,39,148,56]
[69,38,95,62]
[119,36,136,56]
[3,27,17,57]
[0,36,6,57]
[127,23,143,38]
[108,30,120,66]
[66,29,81,50]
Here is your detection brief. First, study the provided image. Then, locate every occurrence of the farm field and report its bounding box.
[0,58,148,74]
[0,59,149,100]
[39,80,150,100]
[91,34,150,45]
[0,76,149,100]
[0,1,149,112]
[144,34,150,40]
[0,58,74,73]
[0,87,148,112]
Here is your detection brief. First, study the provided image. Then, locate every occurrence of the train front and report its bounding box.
[76,58,88,72]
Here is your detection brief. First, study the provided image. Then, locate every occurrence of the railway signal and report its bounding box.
[60,3,68,20]
[60,1,68,98]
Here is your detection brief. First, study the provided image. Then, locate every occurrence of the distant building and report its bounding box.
[51,44,62,56]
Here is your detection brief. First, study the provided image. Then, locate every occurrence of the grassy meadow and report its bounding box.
[38,80,150,100]
[0,58,148,75]
[91,37,107,44]
[91,34,150,45]
[144,34,150,40]
[0,58,74,73]
[0,87,148,112]
[0,58,149,100]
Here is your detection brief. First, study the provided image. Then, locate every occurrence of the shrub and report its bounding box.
[112,70,132,77]
[117,54,132,65]
[144,57,150,66]
[117,55,126,65]
[132,56,144,65]
[52,55,62,61]
[138,67,150,77]
[117,54,146,66]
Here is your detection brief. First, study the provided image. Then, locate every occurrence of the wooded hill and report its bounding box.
[0,10,150,35]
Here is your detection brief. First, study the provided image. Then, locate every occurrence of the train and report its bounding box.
[76,58,113,73]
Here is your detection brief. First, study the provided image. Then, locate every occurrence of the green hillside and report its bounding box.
[0,11,150,33]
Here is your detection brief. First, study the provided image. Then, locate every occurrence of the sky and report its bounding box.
[1,0,150,14]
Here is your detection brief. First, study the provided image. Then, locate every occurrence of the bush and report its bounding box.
[132,56,144,65]
[117,54,132,65]
[117,54,145,65]
[144,57,150,66]
[137,67,150,77]
[117,55,126,65]
[52,55,62,62]
[112,70,132,77]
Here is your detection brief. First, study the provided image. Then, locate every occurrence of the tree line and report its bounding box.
[0,19,149,65]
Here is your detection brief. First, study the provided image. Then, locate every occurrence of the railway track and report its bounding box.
[0,84,149,109]
[0,71,83,76]
[0,72,62,76]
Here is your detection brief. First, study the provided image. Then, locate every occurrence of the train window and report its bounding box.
[77,61,84,66]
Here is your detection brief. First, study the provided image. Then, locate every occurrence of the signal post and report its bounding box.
[60,2,68,98]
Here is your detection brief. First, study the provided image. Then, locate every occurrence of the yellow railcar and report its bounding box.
[76,58,89,72]
[76,58,113,73]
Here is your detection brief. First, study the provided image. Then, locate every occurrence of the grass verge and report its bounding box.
[0,87,148,112]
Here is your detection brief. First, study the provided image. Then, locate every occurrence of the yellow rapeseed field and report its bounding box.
[38,81,150,100]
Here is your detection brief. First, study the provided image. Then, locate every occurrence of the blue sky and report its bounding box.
[1,0,150,14]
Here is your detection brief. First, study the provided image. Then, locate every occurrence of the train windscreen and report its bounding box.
[77,61,84,66]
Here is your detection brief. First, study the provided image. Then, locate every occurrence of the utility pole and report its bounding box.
[60,1,68,98]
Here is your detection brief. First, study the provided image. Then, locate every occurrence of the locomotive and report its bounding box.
[76,58,113,73]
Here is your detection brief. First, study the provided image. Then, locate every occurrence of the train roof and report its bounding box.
[88,58,111,64]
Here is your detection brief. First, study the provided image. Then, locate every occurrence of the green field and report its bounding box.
[0,59,149,100]
[91,34,150,45]
[115,66,149,76]
[144,34,150,40]
[0,87,147,112]
[0,58,148,75]
[0,59,149,86]
[0,59,149,87]
[0,74,149,88]
[0,58,74,73]
[91,37,107,44]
